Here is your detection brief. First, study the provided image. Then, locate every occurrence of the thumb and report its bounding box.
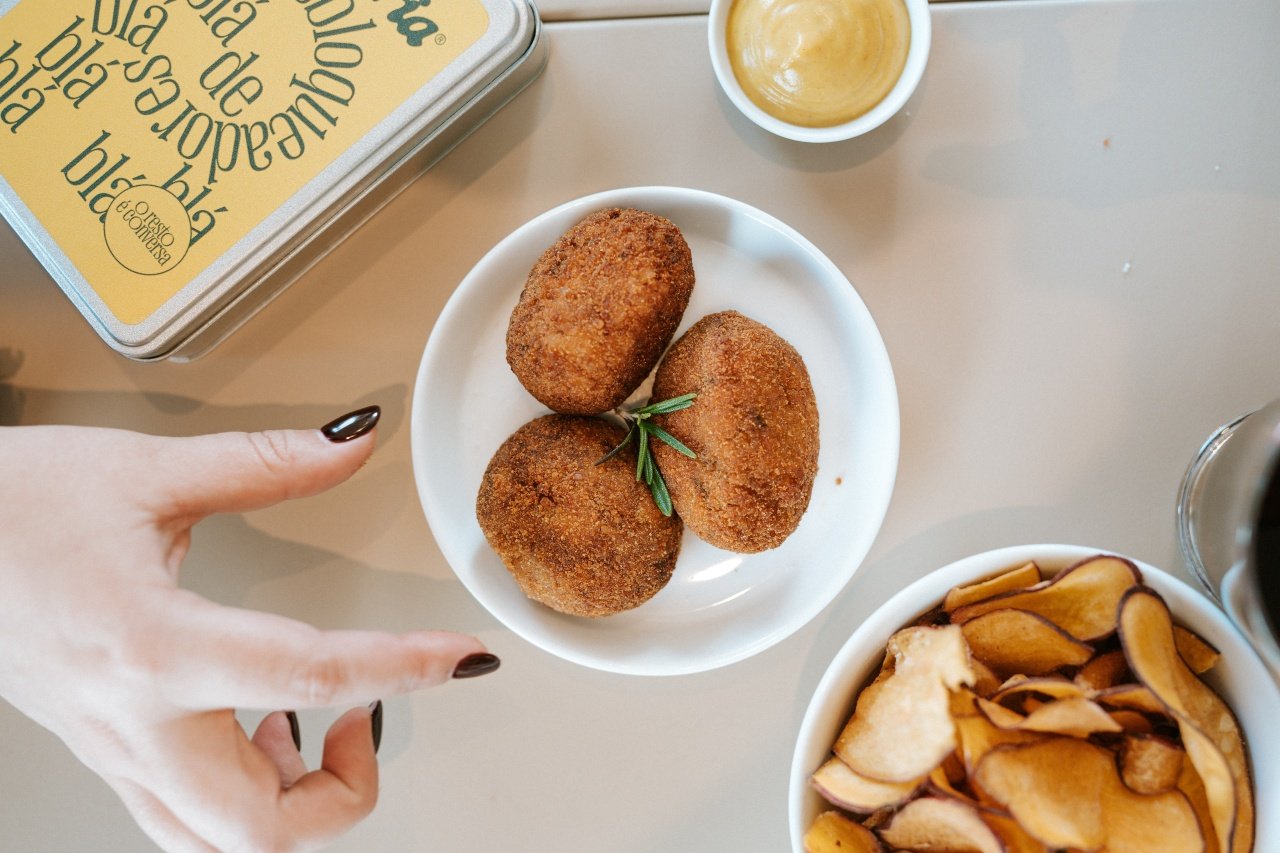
[144,406,382,520]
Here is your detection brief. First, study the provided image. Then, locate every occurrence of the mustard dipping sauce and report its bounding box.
[726,0,911,128]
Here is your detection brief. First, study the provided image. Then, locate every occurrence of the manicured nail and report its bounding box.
[285,710,301,752]
[452,652,501,679]
[322,405,381,442]
[369,700,383,754]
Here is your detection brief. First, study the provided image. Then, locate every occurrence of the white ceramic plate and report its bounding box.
[411,186,898,676]
[788,544,1280,851]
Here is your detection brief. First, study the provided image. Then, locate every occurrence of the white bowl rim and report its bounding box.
[707,0,932,143]
[787,543,1280,851]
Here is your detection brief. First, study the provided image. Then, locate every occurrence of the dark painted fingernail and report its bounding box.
[322,405,381,442]
[369,700,383,754]
[285,710,301,752]
[452,652,501,679]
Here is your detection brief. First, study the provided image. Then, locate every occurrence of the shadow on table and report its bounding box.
[712,79,919,177]
[0,350,407,441]
[0,347,22,423]
[182,513,496,637]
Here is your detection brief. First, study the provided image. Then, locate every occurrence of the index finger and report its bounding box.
[156,593,491,711]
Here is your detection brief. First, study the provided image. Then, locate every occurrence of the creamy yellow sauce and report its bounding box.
[727,0,910,128]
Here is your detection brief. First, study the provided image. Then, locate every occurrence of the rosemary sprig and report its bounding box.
[596,393,697,516]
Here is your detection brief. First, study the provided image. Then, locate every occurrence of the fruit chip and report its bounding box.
[803,810,883,853]
[950,555,1142,641]
[834,625,975,783]
[973,738,1202,852]
[806,556,1254,852]
[811,757,921,813]
[1120,734,1185,795]
[1073,648,1131,692]
[877,797,1004,853]
[1015,696,1123,737]
[1119,587,1253,853]
[1175,625,1222,675]
[1109,709,1156,735]
[943,562,1042,612]
[990,675,1086,708]
[1092,683,1170,716]
[959,609,1094,677]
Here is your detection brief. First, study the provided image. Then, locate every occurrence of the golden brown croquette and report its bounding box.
[505,208,695,415]
[475,414,683,617]
[650,311,819,553]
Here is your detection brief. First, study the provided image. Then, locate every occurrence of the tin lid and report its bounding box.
[0,0,538,354]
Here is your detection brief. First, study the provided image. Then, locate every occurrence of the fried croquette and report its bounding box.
[505,208,695,415]
[475,414,683,617]
[650,311,819,553]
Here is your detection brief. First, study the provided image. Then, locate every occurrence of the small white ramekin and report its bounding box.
[708,0,931,143]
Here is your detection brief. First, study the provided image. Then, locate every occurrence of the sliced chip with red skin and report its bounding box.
[996,673,1030,692]
[1109,709,1156,734]
[1119,587,1253,853]
[811,756,922,813]
[975,696,1026,730]
[960,609,1094,677]
[1016,696,1123,737]
[877,796,1004,853]
[973,738,1202,852]
[1120,734,1185,795]
[1105,786,1204,852]
[972,739,1106,849]
[835,626,975,783]
[927,762,973,802]
[954,712,1045,778]
[991,676,1086,708]
[971,657,1002,698]
[1174,625,1221,675]
[979,811,1050,853]
[1179,755,1222,853]
[951,555,1142,641]
[804,810,883,853]
[1180,723,1239,853]
[1093,683,1169,716]
[1074,649,1131,692]
[944,562,1043,612]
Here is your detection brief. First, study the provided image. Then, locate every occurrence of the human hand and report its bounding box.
[0,407,499,852]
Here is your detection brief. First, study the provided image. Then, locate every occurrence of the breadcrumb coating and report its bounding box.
[506,208,695,415]
[476,415,683,617]
[651,311,819,553]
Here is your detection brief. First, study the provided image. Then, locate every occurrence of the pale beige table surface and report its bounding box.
[3,1,1279,850]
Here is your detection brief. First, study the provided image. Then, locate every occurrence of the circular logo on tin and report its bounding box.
[104,185,191,276]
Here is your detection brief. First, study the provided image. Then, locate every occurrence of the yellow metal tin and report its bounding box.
[0,0,544,359]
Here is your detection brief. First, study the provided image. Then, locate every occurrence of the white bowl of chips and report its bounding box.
[789,544,1279,852]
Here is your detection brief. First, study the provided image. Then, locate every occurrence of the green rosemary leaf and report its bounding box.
[650,465,673,517]
[598,394,697,514]
[646,423,697,458]
[594,425,635,466]
[635,426,649,481]
[637,392,698,416]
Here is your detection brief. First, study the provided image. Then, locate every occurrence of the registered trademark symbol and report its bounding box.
[435,33,446,45]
